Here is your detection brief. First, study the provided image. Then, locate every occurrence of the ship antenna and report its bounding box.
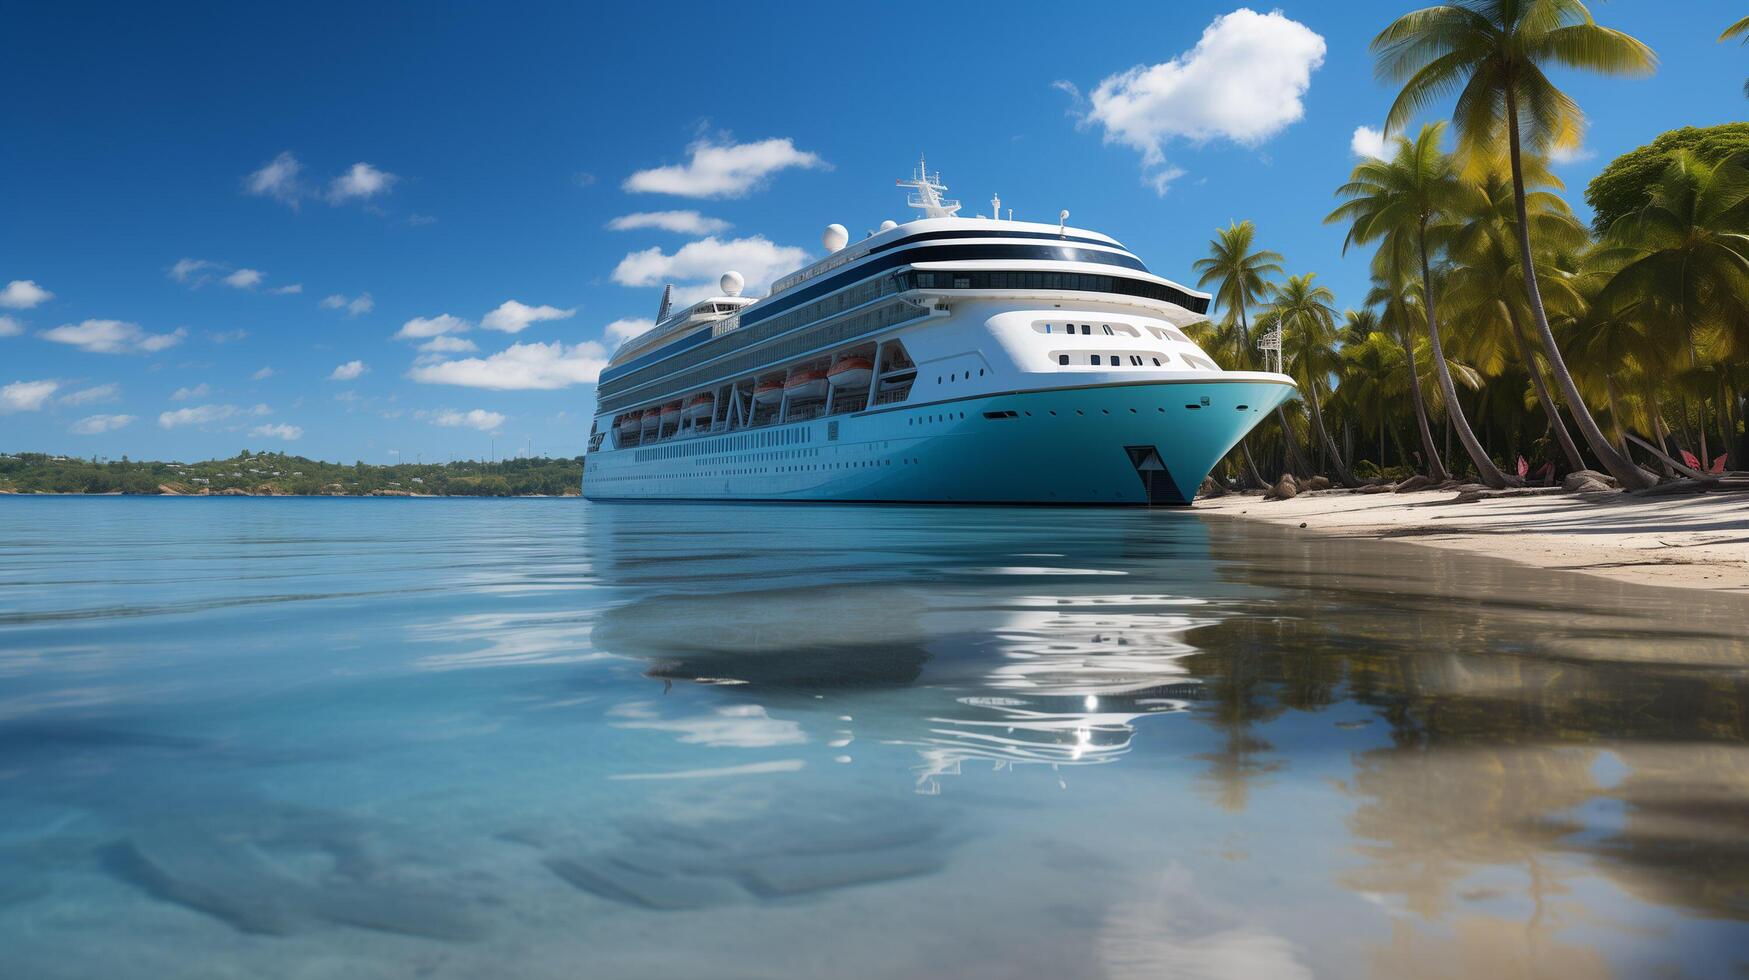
[655,283,673,321]
[896,153,961,219]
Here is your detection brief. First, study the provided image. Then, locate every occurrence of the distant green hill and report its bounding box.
[0,450,582,496]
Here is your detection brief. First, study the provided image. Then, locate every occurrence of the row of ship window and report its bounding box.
[1059,353,1167,367]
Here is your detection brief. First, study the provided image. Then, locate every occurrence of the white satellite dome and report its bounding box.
[719,270,744,296]
[822,223,849,253]
[879,219,898,232]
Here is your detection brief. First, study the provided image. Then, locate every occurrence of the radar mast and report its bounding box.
[896,154,961,218]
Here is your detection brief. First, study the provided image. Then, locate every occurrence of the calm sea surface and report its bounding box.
[2,496,1747,978]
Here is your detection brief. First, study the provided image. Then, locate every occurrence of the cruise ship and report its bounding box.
[581,160,1296,505]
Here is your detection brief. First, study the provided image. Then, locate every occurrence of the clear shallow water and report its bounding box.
[2,497,1747,979]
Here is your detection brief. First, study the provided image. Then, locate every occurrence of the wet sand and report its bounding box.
[1196,488,1749,595]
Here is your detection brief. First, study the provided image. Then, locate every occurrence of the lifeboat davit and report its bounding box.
[785,367,828,401]
[827,356,873,389]
[683,393,714,421]
[659,401,682,426]
[753,379,785,406]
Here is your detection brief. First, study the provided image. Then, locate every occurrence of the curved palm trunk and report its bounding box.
[1305,382,1356,486]
[1418,225,1509,488]
[1505,306,1584,472]
[1241,441,1266,487]
[1604,375,1631,454]
[1276,405,1311,477]
[1400,323,1448,480]
[1505,92,1657,489]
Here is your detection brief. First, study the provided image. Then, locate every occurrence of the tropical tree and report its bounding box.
[1192,220,1283,358]
[1597,152,1749,363]
[1259,274,1357,486]
[1442,161,1590,471]
[1595,151,1749,464]
[1192,221,1308,478]
[1367,262,1449,479]
[1330,123,1511,487]
[1372,0,1660,488]
[1338,314,1411,469]
[1585,123,1749,231]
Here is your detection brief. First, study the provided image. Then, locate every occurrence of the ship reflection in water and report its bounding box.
[0,497,1746,978]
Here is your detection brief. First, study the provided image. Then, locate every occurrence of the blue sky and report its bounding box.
[4,1,1745,463]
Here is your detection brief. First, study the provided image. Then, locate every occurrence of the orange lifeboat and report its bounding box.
[639,409,659,431]
[753,378,785,406]
[827,356,873,389]
[683,393,714,421]
[785,366,828,401]
[659,401,682,426]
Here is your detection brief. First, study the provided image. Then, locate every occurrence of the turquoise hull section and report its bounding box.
[582,378,1295,505]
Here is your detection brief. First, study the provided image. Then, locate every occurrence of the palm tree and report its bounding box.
[1367,262,1449,479]
[1723,15,1749,96]
[1192,221,1282,358]
[1259,274,1357,486]
[1597,151,1749,364]
[1330,123,1510,487]
[1442,162,1589,471]
[1339,314,1410,470]
[1596,151,1749,466]
[1192,222,1305,478]
[1373,0,1659,488]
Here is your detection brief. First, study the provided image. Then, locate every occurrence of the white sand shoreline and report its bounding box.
[1195,488,1749,595]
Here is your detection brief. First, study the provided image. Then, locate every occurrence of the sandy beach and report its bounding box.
[1196,487,1749,595]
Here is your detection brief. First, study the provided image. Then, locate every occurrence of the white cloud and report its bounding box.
[71,414,135,434]
[268,283,303,295]
[612,235,807,301]
[223,268,264,289]
[245,151,305,206]
[1351,125,1389,159]
[172,382,211,401]
[61,383,119,406]
[417,336,478,353]
[41,320,186,355]
[0,316,22,337]
[481,300,577,334]
[251,366,275,380]
[250,422,303,440]
[608,210,733,235]
[1549,142,1594,165]
[169,258,221,285]
[624,137,825,198]
[414,335,478,365]
[1078,8,1326,193]
[421,408,507,432]
[206,328,248,343]
[409,339,609,390]
[395,314,470,340]
[0,279,53,309]
[321,292,374,316]
[329,360,368,380]
[1,380,59,413]
[604,317,655,343]
[158,404,238,428]
[249,403,271,415]
[328,162,397,202]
